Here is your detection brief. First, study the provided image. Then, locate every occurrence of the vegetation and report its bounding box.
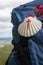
[0,40,13,65]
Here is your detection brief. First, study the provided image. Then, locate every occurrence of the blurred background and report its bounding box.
[0,0,33,65]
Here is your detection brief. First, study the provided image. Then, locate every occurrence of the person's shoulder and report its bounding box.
[12,5,24,14]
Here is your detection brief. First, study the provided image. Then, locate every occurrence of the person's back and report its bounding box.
[6,0,43,65]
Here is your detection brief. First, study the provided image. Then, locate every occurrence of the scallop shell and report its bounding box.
[18,16,42,37]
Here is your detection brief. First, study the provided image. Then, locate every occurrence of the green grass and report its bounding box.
[0,40,13,65]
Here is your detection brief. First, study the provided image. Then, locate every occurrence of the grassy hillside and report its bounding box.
[0,40,13,65]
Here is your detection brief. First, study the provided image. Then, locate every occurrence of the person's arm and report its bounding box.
[11,9,21,44]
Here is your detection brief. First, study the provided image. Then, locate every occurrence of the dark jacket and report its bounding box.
[7,0,43,65]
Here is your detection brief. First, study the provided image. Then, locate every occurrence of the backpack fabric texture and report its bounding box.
[7,0,43,65]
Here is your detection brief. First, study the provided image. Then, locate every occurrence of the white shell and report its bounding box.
[18,17,42,37]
